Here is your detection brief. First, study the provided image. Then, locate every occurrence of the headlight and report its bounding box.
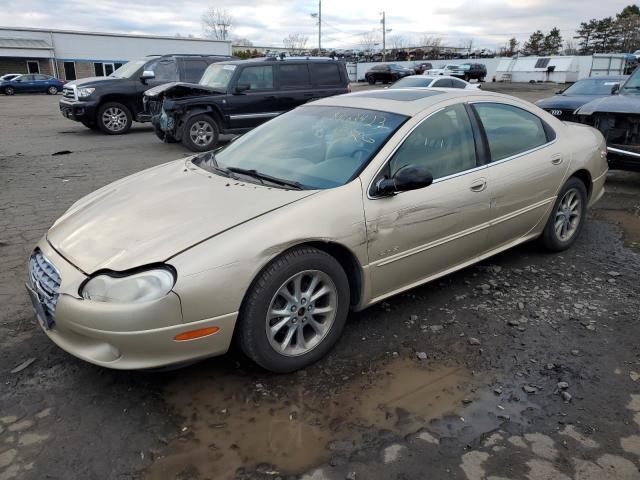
[81,267,175,303]
[77,87,95,98]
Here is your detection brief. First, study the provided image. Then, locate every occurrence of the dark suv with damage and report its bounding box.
[576,68,640,171]
[59,54,233,134]
[144,57,350,151]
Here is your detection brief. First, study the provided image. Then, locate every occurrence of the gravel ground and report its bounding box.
[1,84,639,480]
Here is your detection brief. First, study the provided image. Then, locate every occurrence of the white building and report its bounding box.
[0,26,231,80]
[495,56,580,83]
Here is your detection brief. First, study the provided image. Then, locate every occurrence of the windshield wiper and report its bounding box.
[226,167,304,190]
[195,152,237,179]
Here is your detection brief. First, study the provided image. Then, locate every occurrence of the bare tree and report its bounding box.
[360,31,381,53]
[460,38,474,57]
[420,35,443,58]
[283,33,309,55]
[388,34,408,50]
[202,7,233,40]
[233,37,253,47]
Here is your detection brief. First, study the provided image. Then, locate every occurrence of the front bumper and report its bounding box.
[59,99,99,122]
[26,240,237,370]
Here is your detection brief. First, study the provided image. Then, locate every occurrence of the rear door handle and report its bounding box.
[551,154,563,165]
[470,178,487,192]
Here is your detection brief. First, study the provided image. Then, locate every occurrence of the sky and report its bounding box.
[0,0,636,50]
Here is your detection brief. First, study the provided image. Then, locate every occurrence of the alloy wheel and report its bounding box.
[5,87,14,95]
[189,120,214,147]
[102,107,128,132]
[554,188,582,241]
[48,86,58,94]
[266,270,338,357]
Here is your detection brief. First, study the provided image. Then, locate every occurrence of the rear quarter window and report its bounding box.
[279,64,311,88]
[312,63,342,86]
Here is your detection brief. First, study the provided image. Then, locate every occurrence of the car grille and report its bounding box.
[62,86,75,100]
[545,109,576,121]
[29,249,61,322]
[145,98,163,116]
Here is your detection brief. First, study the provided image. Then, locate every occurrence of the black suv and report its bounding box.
[364,64,414,85]
[59,54,234,134]
[144,57,350,151]
[449,63,487,82]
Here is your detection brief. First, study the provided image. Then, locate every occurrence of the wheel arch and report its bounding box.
[98,95,136,117]
[569,168,592,200]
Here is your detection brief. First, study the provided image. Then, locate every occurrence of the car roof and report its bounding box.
[311,88,500,116]
[421,75,466,81]
[218,57,344,66]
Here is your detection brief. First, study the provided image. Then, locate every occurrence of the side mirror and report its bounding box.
[375,164,434,196]
[234,83,250,93]
[611,84,620,94]
[140,70,155,82]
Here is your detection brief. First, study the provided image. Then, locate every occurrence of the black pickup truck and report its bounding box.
[144,57,350,151]
[59,54,233,134]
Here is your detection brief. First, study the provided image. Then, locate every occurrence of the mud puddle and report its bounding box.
[145,358,479,479]
[595,209,640,251]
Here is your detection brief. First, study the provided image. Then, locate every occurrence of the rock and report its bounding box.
[462,398,473,404]
[329,456,348,467]
[585,324,596,331]
[545,363,556,370]
[10,358,36,374]
[256,463,279,475]
[409,314,419,322]
[630,371,640,382]
[561,391,572,403]
[557,381,569,390]
[517,302,525,310]
[430,325,443,333]
[346,472,357,480]
[508,318,520,326]
[523,385,538,394]
[328,439,354,453]
[468,337,481,346]
[571,350,580,356]
[416,352,428,360]
[494,386,503,395]
[607,271,621,277]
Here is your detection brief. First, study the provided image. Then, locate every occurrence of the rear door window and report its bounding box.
[279,64,312,89]
[182,59,209,83]
[312,63,342,86]
[433,78,452,88]
[473,103,550,161]
[450,79,467,89]
[236,65,274,90]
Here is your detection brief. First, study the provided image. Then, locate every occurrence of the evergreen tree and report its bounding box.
[544,28,563,55]
[523,30,545,55]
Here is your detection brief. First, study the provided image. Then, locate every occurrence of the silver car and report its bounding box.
[26,89,608,372]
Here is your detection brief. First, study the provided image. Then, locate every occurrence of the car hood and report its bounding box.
[47,158,316,273]
[144,82,225,99]
[575,92,640,115]
[535,95,602,110]
[66,76,127,88]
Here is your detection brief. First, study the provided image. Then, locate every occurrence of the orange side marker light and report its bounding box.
[174,327,220,341]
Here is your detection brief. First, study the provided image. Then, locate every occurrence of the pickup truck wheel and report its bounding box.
[97,102,132,134]
[182,114,219,152]
[4,86,14,95]
[46,86,59,95]
[367,77,375,85]
[464,74,470,81]
[154,125,178,143]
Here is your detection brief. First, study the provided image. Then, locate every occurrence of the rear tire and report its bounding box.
[4,86,14,95]
[97,102,132,134]
[46,86,58,95]
[237,246,350,373]
[367,76,375,85]
[540,177,588,252]
[181,114,219,152]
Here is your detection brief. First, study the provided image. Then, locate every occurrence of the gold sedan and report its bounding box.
[26,89,608,372]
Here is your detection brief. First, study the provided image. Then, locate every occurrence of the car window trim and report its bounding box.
[468,100,558,165]
[367,103,483,199]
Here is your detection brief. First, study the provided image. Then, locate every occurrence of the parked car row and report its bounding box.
[1,74,66,95]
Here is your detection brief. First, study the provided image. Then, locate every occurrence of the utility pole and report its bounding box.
[311,0,322,55]
[381,11,386,61]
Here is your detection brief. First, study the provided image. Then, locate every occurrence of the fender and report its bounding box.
[168,103,226,141]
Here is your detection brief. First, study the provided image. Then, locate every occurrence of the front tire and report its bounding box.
[540,177,587,252]
[4,86,14,95]
[46,86,58,95]
[237,246,350,373]
[97,102,132,134]
[367,76,375,85]
[181,114,219,152]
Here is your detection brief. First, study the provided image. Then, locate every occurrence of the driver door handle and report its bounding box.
[551,154,563,165]
[470,178,487,192]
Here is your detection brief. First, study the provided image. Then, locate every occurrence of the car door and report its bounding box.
[16,75,35,92]
[310,62,346,99]
[471,101,569,249]
[277,63,314,111]
[363,103,492,299]
[33,74,49,92]
[226,64,278,129]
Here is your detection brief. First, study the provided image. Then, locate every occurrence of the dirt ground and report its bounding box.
[1,83,640,480]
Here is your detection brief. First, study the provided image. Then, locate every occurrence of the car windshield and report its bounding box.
[563,78,623,95]
[194,106,407,189]
[110,59,146,78]
[199,63,236,90]
[390,77,430,88]
[621,69,640,92]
